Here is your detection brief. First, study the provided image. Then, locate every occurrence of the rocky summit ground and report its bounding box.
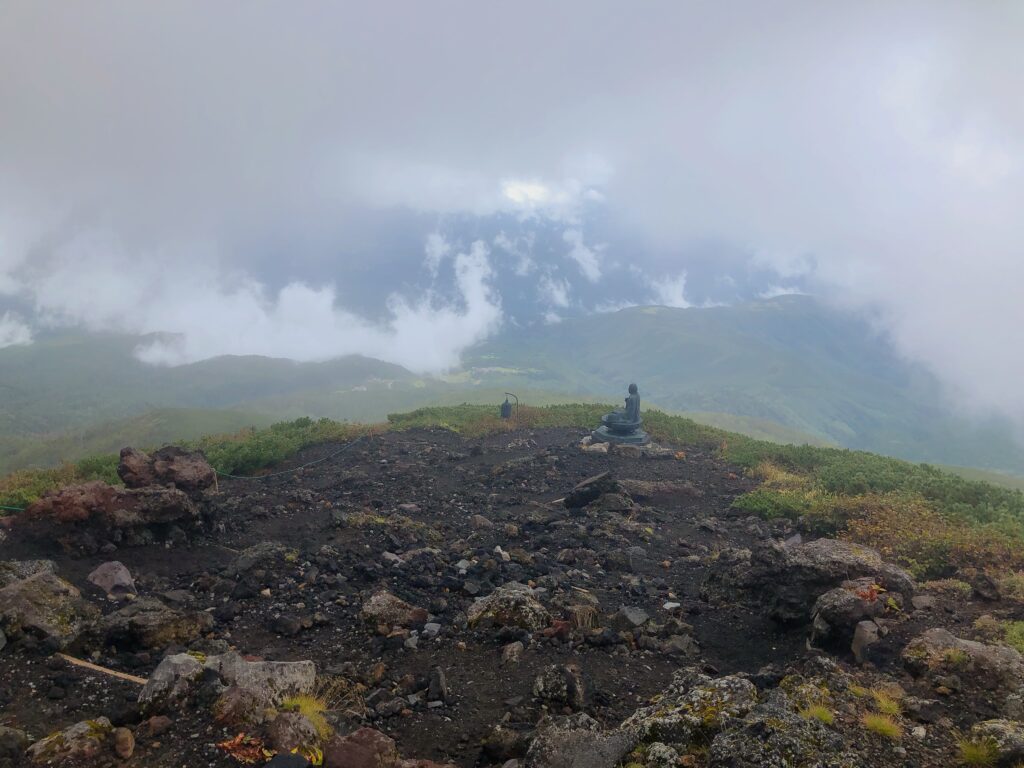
[3,426,1024,768]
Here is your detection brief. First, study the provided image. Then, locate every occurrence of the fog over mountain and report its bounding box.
[1,3,1023,428]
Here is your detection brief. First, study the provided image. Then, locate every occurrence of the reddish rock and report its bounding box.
[118,446,217,498]
[20,482,199,551]
[324,727,399,768]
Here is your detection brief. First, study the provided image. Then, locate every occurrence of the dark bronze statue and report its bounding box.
[592,383,651,445]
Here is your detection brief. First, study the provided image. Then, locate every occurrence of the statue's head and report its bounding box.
[628,383,638,395]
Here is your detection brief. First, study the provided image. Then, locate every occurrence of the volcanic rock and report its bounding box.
[532,664,585,711]
[266,712,319,752]
[0,569,100,648]
[118,445,217,498]
[563,472,624,509]
[323,727,399,768]
[87,560,137,599]
[702,538,914,623]
[361,590,428,629]
[26,717,112,764]
[706,689,854,767]
[903,628,1024,704]
[21,482,199,551]
[101,597,213,649]
[467,582,551,631]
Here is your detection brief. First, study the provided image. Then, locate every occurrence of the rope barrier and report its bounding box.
[0,504,24,512]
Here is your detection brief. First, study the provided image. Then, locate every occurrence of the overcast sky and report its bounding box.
[1,2,1022,421]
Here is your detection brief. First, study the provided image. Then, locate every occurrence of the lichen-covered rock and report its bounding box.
[532,664,585,710]
[621,671,758,746]
[903,628,1024,696]
[0,570,99,648]
[26,717,112,764]
[360,590,428,629]
[141,651,316,712]
[524,713,634,768]
[644,742,681,768]
[702,538,914,623]
[467,582,551,631]
[0,559,55,587]
[118,445,217,498]
[101,597,213,649]
[707,690,858,767]
[970,720,1024,764]
[204,652,316,704]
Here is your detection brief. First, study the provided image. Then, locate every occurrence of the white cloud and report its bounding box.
[562,229,603,282]
[2,3,1024,426]
[0,312,32,348]
[648,272,692,309]
[542,311,563,325]
[423,232,451,276]
[537,274,571,308]
[492,231,536,276]
[25,232,501,373]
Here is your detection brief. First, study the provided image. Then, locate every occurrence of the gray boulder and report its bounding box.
[903,628,1024,706]
[101,597,212,649]
[141,651,316,712]
[0,569,99,648]
[532,664,585,711]
[467,582,551,631]
[524,714,634,768]
[622,671,758,745]
[702,538,914,623]
[87,561,137,599]
[707,690,858,767]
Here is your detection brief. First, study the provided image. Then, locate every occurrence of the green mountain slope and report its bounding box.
[2,296,1021,475]
[466,296,1024,473]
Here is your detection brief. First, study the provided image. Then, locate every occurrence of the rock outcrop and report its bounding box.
[20,481,199,552]
[118,446,217,498]
[702,538,915,623]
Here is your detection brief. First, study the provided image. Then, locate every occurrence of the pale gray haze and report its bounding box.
[1,3,1023,422]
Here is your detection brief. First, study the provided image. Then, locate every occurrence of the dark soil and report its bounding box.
[1,426,1020,767]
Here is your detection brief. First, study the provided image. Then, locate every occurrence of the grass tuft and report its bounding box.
[957,737,999,766]
[798,704,835,725]
[862,713,901,740]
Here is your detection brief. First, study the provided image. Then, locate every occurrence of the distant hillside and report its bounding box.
[466,296,1024,473]
[3,297,1023,476]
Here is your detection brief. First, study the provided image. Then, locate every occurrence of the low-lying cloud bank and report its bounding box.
[15,232,501,373]
[1,3,1023,426]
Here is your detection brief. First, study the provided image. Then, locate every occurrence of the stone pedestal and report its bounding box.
[591,424,651,445]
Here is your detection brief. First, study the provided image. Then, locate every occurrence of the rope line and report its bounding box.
[213,434,367,480]
[0,504,24,512]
